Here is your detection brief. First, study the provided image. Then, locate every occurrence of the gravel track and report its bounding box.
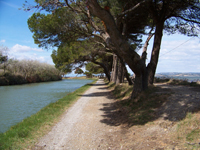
[34,79,116,150]
[33,80,200,150]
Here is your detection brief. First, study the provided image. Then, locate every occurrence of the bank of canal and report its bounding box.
[0,79,94,133]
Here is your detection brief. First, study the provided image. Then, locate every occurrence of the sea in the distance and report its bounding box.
[156,72,200,82]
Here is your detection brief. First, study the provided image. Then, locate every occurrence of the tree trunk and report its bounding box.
[141,33,154,89]
[111,54,118,83]
[103,67,111,81]
[116,58,124,84]
[147,22,164,85]
[124,65,133,85]
[87,0,147,96]
[92,61,111,81]
[142,68,148,90]
[131,74,142,98]
[117,56,133,85]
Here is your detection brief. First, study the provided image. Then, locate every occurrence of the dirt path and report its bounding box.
[34,79,118,150]
[155,83,200,121]
[33,80,200,150]
[113,83,200,149]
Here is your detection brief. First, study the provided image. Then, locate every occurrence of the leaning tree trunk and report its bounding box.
[103,67,111,81]
[147,22,164,85]
[87,0,147,97]
[92,61,111,81]
[111,54,118,83]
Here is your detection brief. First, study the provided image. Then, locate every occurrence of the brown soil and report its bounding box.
[33,79,200,150]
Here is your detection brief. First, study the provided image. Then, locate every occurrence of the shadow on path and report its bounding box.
[98,84,200,127]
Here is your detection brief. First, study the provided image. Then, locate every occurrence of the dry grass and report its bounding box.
[106,81,170,126]
[106,80,200,149]
[174,112,200,149]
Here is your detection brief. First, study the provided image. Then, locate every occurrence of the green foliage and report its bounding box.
[51,40,92,70]
[86,62,104,74]
[176,113,200,149]
[26,0,200,94]
[28,7,90,49]
[75,68,84,76]
[84,71,93,78]
[154,77,170,83]
[0,53,8,64]
[168,78,190,85]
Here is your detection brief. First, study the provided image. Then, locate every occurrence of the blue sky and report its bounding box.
[0,0,200,74]
[0,0,53,64]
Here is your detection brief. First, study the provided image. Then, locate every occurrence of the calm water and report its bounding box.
[0,79,93,133]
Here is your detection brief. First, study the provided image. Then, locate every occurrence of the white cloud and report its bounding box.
[0,39,6,43]
[159,38,200,60]
[7,44,54,64]
[156,37,200,72]
[10,44,43,53]
[8,52,53,64]
[137,35,200,73]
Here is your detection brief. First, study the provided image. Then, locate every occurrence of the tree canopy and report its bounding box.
[74,67,84,76]
[86,62,104,74]
[26,0,200,97]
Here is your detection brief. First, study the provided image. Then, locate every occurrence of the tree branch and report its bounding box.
[141,26,154,63]
[175,15,200,24]
[86,0,144,75]
[64,0,87,15]
[118,0,148,16]
[94,41,112,53]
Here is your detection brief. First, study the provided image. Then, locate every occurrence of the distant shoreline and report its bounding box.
[0,74,62,86]
[156,72,200,82]
[63,76,97,80]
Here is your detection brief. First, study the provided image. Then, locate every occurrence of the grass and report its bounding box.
[106,81,170,125]
[0,79,97,150]
[126,87,170,125]
[155,77,200,87]
[175,112,200,149]
[111,83,133,99]
[106,79,200,148]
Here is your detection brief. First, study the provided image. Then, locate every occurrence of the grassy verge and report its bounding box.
[154,77,200,87]
[106,80,200,148]
[105,80,170,125]
[175,112,200,149]
[0,79,97,150]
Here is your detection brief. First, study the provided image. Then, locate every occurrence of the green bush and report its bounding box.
[154,77,170,83]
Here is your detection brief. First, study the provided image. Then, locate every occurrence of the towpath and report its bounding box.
[33,79,200,150]
[34,79,118,150]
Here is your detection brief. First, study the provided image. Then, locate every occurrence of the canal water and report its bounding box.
[0,79,93,133]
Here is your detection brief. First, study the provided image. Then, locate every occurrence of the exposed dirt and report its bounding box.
[33,79,200,150]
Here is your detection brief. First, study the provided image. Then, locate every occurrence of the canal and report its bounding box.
[0,79,93,133]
